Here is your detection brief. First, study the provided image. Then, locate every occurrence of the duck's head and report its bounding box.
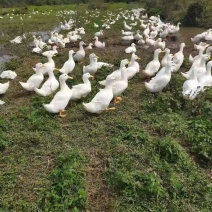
[120,59,130,67]
[35,63,43,69]
[155,48,162,54]
[59,73,73,82]
[105,74,116,85]
[83,72,94,80]
[79,41,86,46]
[89,53,98,59]
[69,49,75,55]
[181,42,186,48]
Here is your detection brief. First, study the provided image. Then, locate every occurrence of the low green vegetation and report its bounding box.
[0,3,211,211]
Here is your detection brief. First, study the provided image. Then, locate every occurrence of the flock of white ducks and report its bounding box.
[1,7,212,116]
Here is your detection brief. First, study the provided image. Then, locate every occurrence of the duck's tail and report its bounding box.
[144,81,153,92]
[34,87,46,96]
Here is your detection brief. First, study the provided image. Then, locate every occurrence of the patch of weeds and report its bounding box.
[0,171,17,210]
[17,96,56,132]
[186,117,212,163]
[155,137,187,164]
[0,119,8,151]
[4,59,19,70]
[105,149,166,211]
[113,122,150,147]
[38,150,87,211]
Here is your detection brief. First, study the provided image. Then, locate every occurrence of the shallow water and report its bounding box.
[28,25,60,42]
[177,27,206,45]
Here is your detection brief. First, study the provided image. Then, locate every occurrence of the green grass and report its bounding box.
[0,3,211,211]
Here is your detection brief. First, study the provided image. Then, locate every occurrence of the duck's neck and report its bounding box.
[48,70,55,79]
[36,68,43,75]
[130,57,136,66]
[198,48,204,56]
[121,68,128,82]
[91,57,97,65]
[69,53,74,60]
[47,56,54,63]
[153,51,159,60]
[60,79,70,90]
[79,43,84,50]
[179,44,184,53]
[165,50,170,57]
[83,76,91,84]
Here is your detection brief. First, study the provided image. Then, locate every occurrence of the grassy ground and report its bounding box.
[0,3,211,211]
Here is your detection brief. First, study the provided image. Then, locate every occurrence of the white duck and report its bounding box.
[189,45,206,65]
[94,36,105,48]
[198,61,212,89]
[181,54,208,79]
[122,35,134,41]
[145,35,155,47]
[143,23,150,38]
[43,74,73,117]
[19,63,44,91]
[86,43,93,50]
[32,43,42,54]
[95,30,104,37]
[161,48,171,67]
[58,50,75,74]
[125,43,136,54]
[73,41,86,62]
[172,42,186,72]
[42,46,58,56]
[0,82,10,95]
[34,65,59,97]
[83,75,116,114]
[123,21,132,31]
[98,59,129,86]
[121,30,133,36]
[154,38,165,50]
[143,49,162,77]
[70,73,94,100]
[38,36,47,49]
[111,67,129,104]
[159,27,168,39]
[41,51,56,75]
[134,30,143,41]
[83,53,99,75]
[145,61,174,92]
[182,68,202,100]
[155,55,174,78]
[126,53,140,80]
[0,70,17,79]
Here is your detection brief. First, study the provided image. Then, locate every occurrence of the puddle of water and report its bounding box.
[177,27,206,45]
[0,55,18,63]
[27,25,61,42]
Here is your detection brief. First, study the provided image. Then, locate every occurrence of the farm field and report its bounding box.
[0,3,211,211]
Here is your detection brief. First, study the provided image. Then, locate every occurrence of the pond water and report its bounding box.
[177,27,206,45]
[28,25,61,42]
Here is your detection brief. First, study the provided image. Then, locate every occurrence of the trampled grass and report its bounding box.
[0,3,211,211]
